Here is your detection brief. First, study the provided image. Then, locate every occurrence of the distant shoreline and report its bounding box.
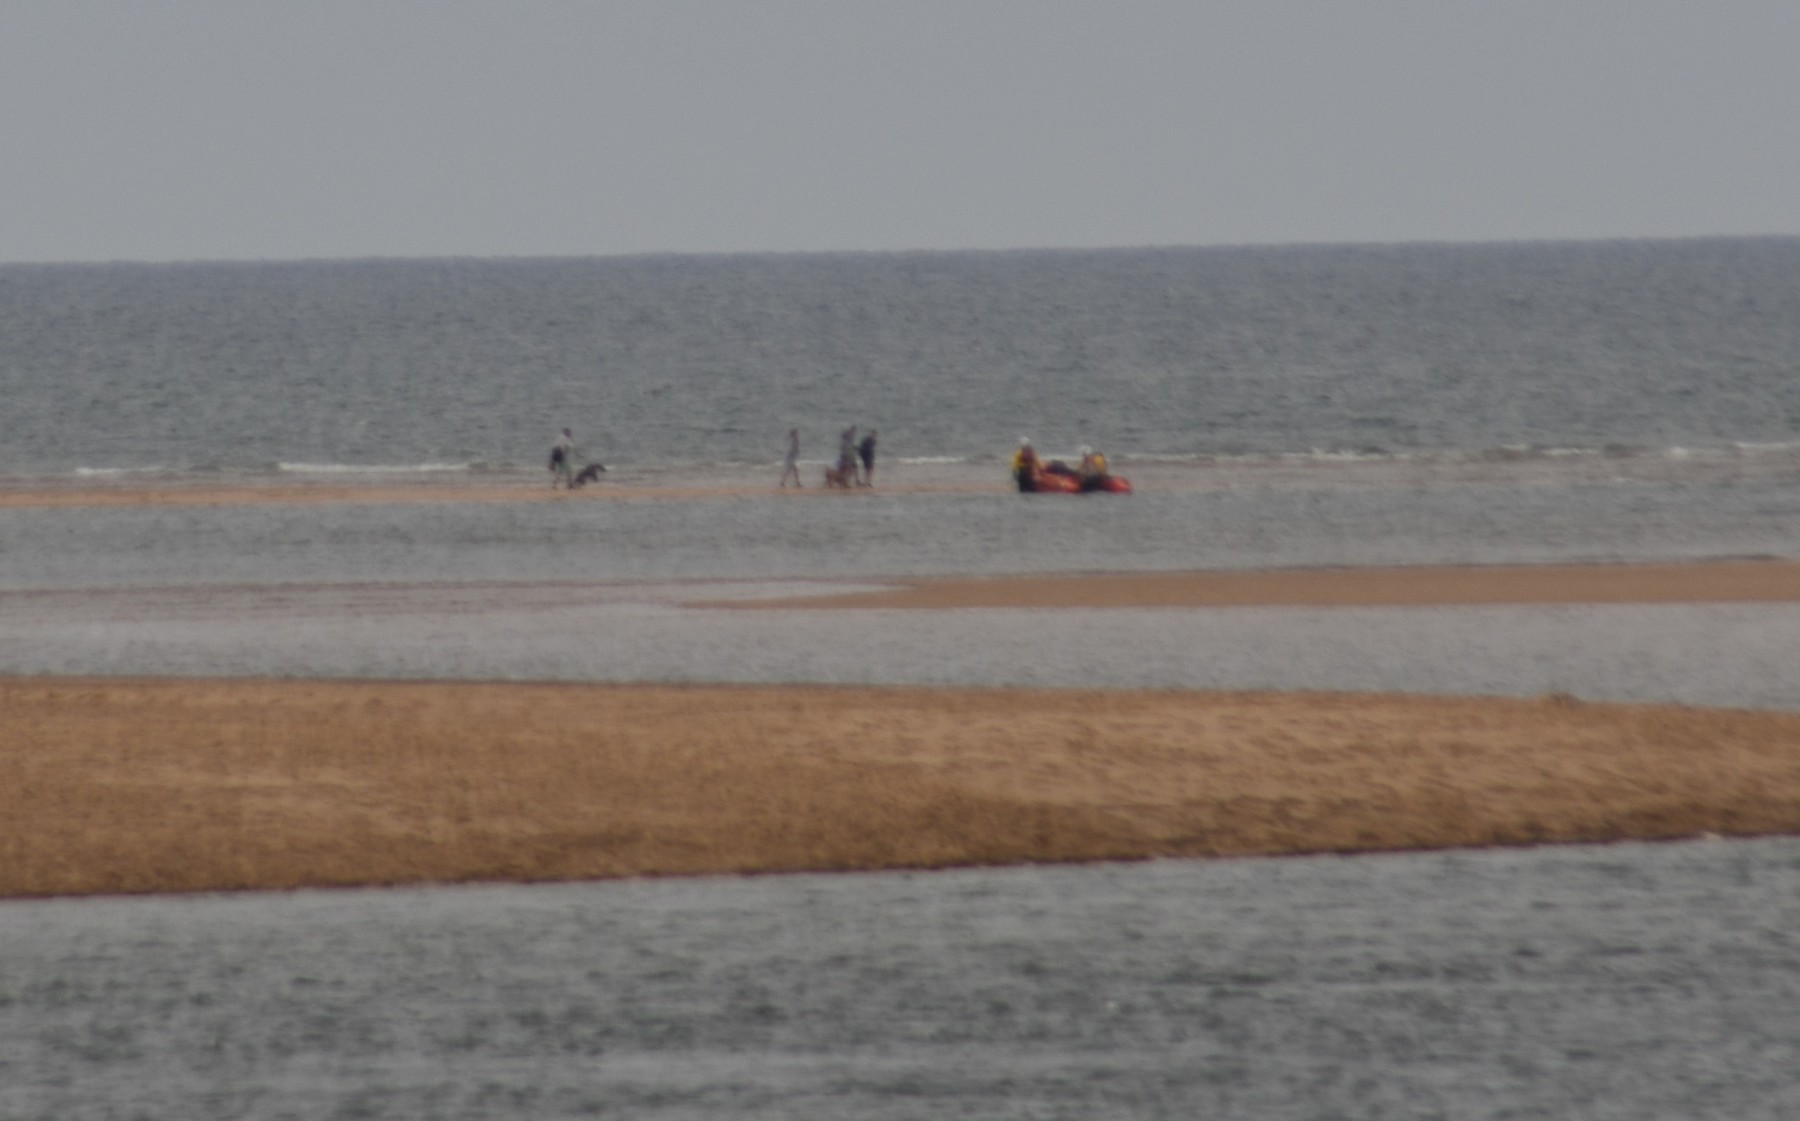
[0,477,1003,508]
[11,438,1800,508]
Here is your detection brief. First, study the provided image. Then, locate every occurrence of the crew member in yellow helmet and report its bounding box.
[1011,438,1040,492]
[1077,445,1109,492]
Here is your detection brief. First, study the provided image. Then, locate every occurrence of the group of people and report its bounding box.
[782,425,877,488]
[554,426,1120,494]
[549,425,879,491]
[1011,438,1112,493]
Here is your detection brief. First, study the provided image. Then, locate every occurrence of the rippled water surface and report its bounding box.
[5,838,1799,1120]
[8,240,1800,477]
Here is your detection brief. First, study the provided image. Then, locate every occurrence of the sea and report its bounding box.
[4,238,1800,1117]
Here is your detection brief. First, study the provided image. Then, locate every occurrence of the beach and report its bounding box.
[737,559,1800,609]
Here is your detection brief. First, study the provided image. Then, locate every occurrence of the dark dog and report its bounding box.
[823,461,853,488]
[570,462,606,488]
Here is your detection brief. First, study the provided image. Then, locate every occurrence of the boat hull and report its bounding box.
[1018,471,1131,494]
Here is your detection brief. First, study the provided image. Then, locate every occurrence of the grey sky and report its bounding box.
[4,1,1797,264]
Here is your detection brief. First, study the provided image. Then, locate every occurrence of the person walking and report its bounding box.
[857,429,878,486]
[780,428,802,487]
[549,428,575,488]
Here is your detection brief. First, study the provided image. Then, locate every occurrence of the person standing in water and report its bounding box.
[549,428,575,488]
[857,429,878,486]
[780,428,802,488]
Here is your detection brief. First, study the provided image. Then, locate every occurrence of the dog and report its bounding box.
[570,462,606,488]
[823,461,854,488]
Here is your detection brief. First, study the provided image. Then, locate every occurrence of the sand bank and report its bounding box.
[15,478,1793,609]
[6,677,1799,899]
[737,560,1800,609]
[0,478,994,509]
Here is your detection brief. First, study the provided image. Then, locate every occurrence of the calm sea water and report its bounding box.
[5,238,1800,477]
[5,240,1800,1117]
[6,838,1800,1120]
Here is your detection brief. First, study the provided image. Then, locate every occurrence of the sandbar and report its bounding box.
[0,477,994,509]
[6,677,1799,899]
[9,480,1797,611]
[738,560,1800,609]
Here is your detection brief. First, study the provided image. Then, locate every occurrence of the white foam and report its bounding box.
[72,465,178,477]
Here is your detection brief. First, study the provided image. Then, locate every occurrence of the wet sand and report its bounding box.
[6,677,1800,899]
[0,477,996,509]
[738,560,1800,609]
[11,476,1800,607]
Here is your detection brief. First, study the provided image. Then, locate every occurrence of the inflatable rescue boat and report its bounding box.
[1015,459,1132,494]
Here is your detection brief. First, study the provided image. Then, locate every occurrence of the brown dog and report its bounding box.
[823,462,853,488]
[570,462,606,488]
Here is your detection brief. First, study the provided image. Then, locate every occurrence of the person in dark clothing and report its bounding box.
[833,424,859,487]
[780,428,802,488]
[548,428,575,488]
[857,429,878,486]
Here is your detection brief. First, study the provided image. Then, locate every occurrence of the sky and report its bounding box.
[3,1,1798,264]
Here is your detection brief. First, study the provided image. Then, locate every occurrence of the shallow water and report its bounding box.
[5,582,1800,709]
[4,456,1799,707]
[6,455,1800,590]
[5,837,1799,1120]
